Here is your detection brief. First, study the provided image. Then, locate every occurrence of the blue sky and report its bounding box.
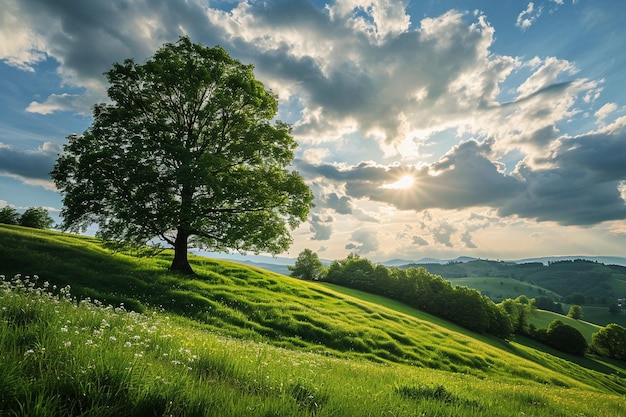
[1,0,626,262]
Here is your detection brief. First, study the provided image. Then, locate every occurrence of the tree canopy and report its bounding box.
[592,323,626,361]
[0,206,53,229]
[288,249,325,281]
[51,37,313,274]
[19,207,54,229]
[0,206,20,225]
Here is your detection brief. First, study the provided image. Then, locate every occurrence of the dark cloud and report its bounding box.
[0,142,60,181]
[460,230,477,249]
[325,192,353,214]
[296,139,524,211]
[297,129,626,226]
[412,236,429,246]
[309,213,333,240]
[432,222,455,248]
[345,229,379,254]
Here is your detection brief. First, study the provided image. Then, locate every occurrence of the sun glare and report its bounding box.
[382,174,415,190]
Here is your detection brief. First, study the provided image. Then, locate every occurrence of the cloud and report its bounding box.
[500,127,626,225]
[345,229,379,253]
[516,2,543,30]
[3,0,599,160]
[296,139,523,212]
[297,125,626,227]
[595,102,618,123]
[325,193,353,214]
[309,213,333,240]
[0,142,61,189]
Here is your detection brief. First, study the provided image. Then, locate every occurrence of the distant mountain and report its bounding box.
[382,256,478,266]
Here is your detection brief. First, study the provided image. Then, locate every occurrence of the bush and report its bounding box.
[567,305,583,320]
[592,324,626,361]
[544,320,587,356]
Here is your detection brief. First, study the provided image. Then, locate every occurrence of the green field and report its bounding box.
[1,224,625,416]
[446,276,561,302]
[527,309,601,342]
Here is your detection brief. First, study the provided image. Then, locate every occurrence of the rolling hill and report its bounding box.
[1,224,625,416]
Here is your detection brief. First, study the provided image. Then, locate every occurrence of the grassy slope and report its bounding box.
[445,276,562,302]
[1,225,625,408]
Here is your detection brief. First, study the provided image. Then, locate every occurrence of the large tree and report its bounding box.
[52,37,313,274]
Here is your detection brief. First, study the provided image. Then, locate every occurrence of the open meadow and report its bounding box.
[1,224,625,416]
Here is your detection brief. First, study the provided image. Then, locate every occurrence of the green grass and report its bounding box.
[528,309,602,342]
[1,224,626,416]
[446,276,561,302]
[576,305,626,327]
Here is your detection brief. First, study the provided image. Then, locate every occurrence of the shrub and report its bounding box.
[592,324,626,361]
[544,320,587,355]
[567,305,583,320]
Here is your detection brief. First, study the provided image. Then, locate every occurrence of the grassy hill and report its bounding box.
[445,276,562,302]
[1,224,625,416]
[408,259,626,304]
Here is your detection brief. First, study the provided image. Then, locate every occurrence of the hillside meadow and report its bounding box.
[1,224,625,416]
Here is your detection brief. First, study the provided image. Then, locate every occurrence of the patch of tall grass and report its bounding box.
[2,273,625,417]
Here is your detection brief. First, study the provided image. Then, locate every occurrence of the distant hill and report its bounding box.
[514,256,626,267]
[400,258,626,303]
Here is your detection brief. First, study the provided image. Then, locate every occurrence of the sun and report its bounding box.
[382,174,415,190]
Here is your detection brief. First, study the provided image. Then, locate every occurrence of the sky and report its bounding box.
[1,0,626,263]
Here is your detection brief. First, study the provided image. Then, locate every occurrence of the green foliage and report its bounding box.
[288,249,325,281]
[608,303,621,314]
[51,36,313,274]
[18,207,54,229]
[567,304,583,320]
[543,320,588,356]
[499,298,531,334]
[531,296,563,314]
[592,323,626,361]
[0,206,20,225]
[527,309,601,343]
[0,206,53,229]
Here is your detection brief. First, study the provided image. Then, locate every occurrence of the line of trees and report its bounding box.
[0,206,54,229]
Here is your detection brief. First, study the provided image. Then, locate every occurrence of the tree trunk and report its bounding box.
[169,227,195,275]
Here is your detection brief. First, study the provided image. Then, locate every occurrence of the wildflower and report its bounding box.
[124,342,132,348]
[63,341,72,347]
[60,326,68,332]
[24,349,35,356]
[85,339,94,346]
[109,336,117,341]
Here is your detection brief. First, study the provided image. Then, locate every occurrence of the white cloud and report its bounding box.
[595,102,618,123]
[516,2,543,31]
[0,0,48,71]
